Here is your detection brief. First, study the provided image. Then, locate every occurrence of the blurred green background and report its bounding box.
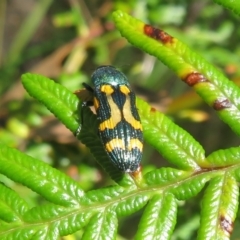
[1,0,240,239]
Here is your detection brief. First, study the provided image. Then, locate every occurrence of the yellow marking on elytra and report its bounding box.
[123,96,142,130]
[93,97,99,110]
[105,138,142,153]
[101,85,114,95]
[105,139,125,152]
[99,84,142,131]
[128,139,143,151]
[99,95,121,131]
[120,85,130,95]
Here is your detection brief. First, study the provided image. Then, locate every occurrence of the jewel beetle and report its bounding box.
[78,66,143,172]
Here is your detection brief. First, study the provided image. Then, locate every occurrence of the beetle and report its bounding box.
[77,65,143,172]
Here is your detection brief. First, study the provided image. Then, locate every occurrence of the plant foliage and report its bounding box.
[1,1,240,239]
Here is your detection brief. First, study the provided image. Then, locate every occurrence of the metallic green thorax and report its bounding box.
[91,66,131,87]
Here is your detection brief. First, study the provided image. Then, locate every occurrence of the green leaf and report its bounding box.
[82,210,117,240]
[234,167,240,182]
[56,211,92,237]
[21,204,92,237]
[22,204,68,222]
[213,0,240,15]
[21,73,79,132]
[144,168,191,186]
[115,194,149,216]
[0,229,38,240]
[136,194,177,240]
[0,143,84,206]
[206,147,240,167]
[137,98,206,170]
[0,183,29,223]
[197,174,239,239]
[79,186,126,205]
[29,227,59,240]
[171,173,211,200]
[0,203,93,239]
[113,10,240,137]
[144,167,213,200]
